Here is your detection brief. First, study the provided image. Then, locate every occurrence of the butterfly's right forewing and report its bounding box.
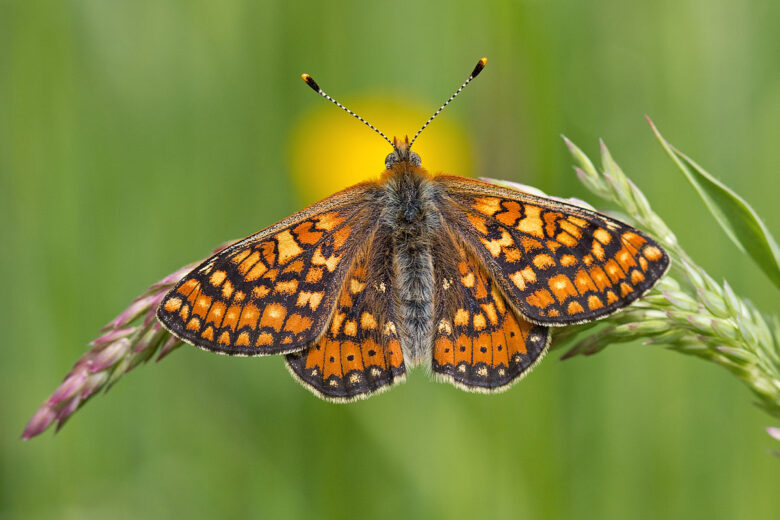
[157,182,381,356]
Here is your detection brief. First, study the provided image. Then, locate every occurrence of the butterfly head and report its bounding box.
[385,136,422,169]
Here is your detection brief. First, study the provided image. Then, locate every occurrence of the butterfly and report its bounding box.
[156,58,669,401]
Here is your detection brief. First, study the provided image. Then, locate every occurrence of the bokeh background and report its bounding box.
[2,1,778,519]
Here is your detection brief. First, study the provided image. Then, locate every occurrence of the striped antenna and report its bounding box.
[300,73,395,149]
[409,57,487,148]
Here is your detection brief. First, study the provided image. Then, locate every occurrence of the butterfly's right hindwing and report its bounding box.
[157,183,381,356]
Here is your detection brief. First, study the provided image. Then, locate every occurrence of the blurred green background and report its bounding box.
[2,1,778,519]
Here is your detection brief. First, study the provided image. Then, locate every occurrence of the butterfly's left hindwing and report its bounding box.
[157,183,381,356]
[286,227,406,401]
[435,176,670,326]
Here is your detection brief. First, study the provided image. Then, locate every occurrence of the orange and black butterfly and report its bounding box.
[157,58,669,401]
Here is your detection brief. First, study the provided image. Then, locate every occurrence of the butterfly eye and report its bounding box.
[409,151,422,166]
[384,152,399,169]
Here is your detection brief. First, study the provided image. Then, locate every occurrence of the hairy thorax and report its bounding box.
[379,165,442,366]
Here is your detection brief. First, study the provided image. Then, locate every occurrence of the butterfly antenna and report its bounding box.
[409,57,487,148]
[300,73,395,149]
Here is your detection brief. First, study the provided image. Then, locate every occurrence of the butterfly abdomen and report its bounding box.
[382,167,442,366]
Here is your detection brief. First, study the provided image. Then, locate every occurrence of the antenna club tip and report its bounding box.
[300,73,321,92]
[471,57,488,78]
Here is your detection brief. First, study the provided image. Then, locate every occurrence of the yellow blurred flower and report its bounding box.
[288,98,473,204]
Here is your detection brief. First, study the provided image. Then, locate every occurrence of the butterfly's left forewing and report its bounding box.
[157,183,381,356]
[435,176,670,326]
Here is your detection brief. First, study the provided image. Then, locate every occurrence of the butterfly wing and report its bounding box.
[157,182,382,355]
[431,231,549,392]
[434,176,670,326]
[286,226,406,401]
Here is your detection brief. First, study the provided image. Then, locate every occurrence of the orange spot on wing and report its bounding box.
[588,295,604,310]
[643,245,663,261]
[494,200,523,227]
[201,326,214,341]
[574,269,598,293]
[490,329,510,367]
[293,222,323,244]
[434,337,455,366]
[186,317,201,331]
[275,230,304,264]
[256,332,273,346]
[532,254,555,269]
[591,241,605,261]
[593,228,611,244]
[606,290,619,304]
[560,254,578,267]
[221,280,234,299]
[274,279,299,295]
[260,304,287,331]
[616,247,637,271]
[330,312,346,335]
[556,232,578,247]
[548,274,578,303]
[454,334,471,364]
[387,340,403,368]
[517,205,544,238]
[481,303,498,325]
[589,267,611,291]
[343,319,357,337]
[218,331,231,345]
[543,211,563,237]
[305,267,324,283]
[454,309,470,327]
[567,301,584,314]
[526,288,555,309]
[504,314,527,355]
[193,294,212,318]
[361,338,386,369]
[284,313,313,335]
[472,197,502,216]
[237,304,260,330]
[604,259,626,283]
[249,285,268,299]
[473,333,492,363]
[205,301,226,325]
[360,312,377,329]
[630,270,645,284]
[340,341,362,372]
[236,332,250,346]
[164,297,182,313]
[473,313,487,331]
[209,270,226,287]
[521,237,544,251]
